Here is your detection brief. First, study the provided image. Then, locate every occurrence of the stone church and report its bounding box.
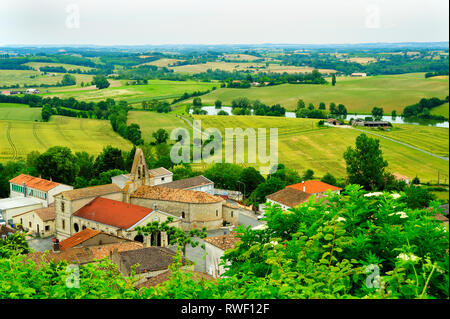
[53,148,238,243]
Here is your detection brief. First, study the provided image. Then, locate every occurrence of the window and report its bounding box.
[216,210,218,217]
[74,223,79,232]
[61,201,65,213]
[161,177,165,181]
[29,222,32,228]
[45,225,50,231]
[231,211,234,217]
[62,220,65,230]
[181,212,185,219]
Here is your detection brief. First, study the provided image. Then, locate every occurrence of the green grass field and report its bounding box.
[181,73,449,113]
[0,116,133,163]
[191,115,449,183]
[355,124,449,157]
[40,80,219,104]
[430,102,449,118]
[0,69,94,88]
[127,111,190,143]
[0,103,42,121]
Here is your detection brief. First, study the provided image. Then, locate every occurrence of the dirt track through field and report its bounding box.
[33,122,47,149]
[6,122,18,160]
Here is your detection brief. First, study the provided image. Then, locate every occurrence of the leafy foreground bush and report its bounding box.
[0,185,448,299]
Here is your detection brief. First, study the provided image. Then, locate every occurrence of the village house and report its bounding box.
[25,88,40,94]
[265,187,326,211]
[351,72,367,77]
[351,119,390,128]
[12,205,55,238]
[0,225,16,239]
[110,246,193,284]
[0,197,43,226]
[56,228,139,251]
[287,180,342,195]
[326,118,343,126]
[9,174,73,207]
[393,173,410,184]
[204,232,241,278]
[53,183,124,240]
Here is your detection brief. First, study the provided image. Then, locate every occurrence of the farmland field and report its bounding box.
[170,61,336,74]
[127,111,190,143]
[40,79,219,104]
[430,102,449,118]
[0,116,133,163]
[0,103,42,121]
[140,58,185,67]
[355,124,449,157]
[182,73,449,113]
[0,69,94,87]
[24,62,94,72]
[191,115,449,182]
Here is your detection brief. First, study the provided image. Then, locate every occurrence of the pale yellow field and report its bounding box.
[24,62,94,72]
[340,57,377,64]
[139,58,185,67]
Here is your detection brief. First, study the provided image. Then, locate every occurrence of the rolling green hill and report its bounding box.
[181,73,449,114]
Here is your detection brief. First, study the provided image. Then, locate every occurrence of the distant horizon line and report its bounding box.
[1,40,449,48]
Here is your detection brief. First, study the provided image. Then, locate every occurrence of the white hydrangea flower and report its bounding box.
[397,253,420,262]
[396,212,408,218]
[364,192,383,197]
[391,193,401,199]
[336,217,346,223]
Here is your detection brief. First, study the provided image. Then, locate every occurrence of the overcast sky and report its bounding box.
[0,0,448,46]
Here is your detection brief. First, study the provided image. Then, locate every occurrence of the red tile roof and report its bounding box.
[287,180,342,194]
[59,228,102,251]
[73,197,153,230]
[9,174,61,192]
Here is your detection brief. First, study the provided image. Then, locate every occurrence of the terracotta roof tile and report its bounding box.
[34,206,55,222]
[26,242,143,267]
[89,242,144,260]
[58,183,122,201]
[287,180,342,194]
[393,173,410,181]
[9,174,61,192]
[59,228,102,251]
[73,197,154,230]
[204,232,240,251]
[266,187,313,208]
[132,186,224,204]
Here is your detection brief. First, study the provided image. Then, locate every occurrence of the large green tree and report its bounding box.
[343,133,388,191]
[36,146,79,185]
[93,146,125,175]
[93,74,110,89]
